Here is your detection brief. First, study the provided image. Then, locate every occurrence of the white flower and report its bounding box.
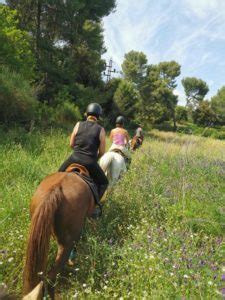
[73,292,79,298]
[83,283,87,288]
[0,261,3,265]
[208,281,213,286]
[8,257,13,263]
[183,274,189,279]
[75,268,79,271]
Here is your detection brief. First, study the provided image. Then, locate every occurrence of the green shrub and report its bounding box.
[192,101,217,126]
[36,101,81,127]
[175,105,188,122]
[0,66,37,124]
[55,101,81,125]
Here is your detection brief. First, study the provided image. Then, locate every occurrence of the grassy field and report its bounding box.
[0,127,225,299]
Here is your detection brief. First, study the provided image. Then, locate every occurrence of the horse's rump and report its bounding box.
[99,151,126,186]
[24,172,95,296]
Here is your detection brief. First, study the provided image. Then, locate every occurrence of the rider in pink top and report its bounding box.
[109,116,130,159]
[112,130,126,145]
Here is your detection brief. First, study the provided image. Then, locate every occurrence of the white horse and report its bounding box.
[99,151,127,186]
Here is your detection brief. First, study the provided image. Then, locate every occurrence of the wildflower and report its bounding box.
[170,272,174,276]
[222,267,225,272]
[109,238,113,245]
[183,274,189,279]
[73,291,79,298]
[164,257,169,262]
[222,274,225,281]
[8,257,13,263]
[83,284,87,288]
[0,261,3,265]
[208,281,213,286]
[75,268,79,271]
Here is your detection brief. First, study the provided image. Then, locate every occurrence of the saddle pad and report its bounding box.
[65,164,99,205]
[77,173,99,205]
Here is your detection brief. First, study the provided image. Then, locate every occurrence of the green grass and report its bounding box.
[0,127,225,299]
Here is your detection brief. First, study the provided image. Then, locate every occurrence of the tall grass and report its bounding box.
[0,128,225,298]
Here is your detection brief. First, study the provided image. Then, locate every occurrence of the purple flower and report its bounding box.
[220,288,225,295]
[108,238,113,245]
[222,274,225,281]
[199,260,205,266]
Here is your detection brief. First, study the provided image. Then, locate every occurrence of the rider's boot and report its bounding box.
[125,157,131,168]
[91,184,108,219]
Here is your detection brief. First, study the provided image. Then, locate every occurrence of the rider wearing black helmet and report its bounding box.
[109,115,130,159]
[58,103,108,200]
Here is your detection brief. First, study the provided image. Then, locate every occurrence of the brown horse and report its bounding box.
[130,136,143,151]
[23,169,95,299]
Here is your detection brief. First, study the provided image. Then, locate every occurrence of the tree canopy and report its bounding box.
[182,77,209,109]
[0,4,34,78]
[122,50,148,85]
[6,0,116,102]
[211,86,225,124]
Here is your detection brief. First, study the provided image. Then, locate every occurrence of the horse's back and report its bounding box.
[30,172,95,239]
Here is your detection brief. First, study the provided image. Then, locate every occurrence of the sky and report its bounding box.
[103,0,225,104]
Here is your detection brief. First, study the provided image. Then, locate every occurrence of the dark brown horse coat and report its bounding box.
[23,172,95,298]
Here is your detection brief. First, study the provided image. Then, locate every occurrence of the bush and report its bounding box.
[55,101,81,125]
[192,101,217,126]
[0,66,37,124]
[36,101,81,128]
[175,106,188,122]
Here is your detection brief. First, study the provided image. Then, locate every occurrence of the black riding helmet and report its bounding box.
[116,115,125,125]
[86,103,102,119]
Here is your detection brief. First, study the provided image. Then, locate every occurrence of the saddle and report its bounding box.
[65,163,90,177]
[110,148,126,159]
[65,163,100,210]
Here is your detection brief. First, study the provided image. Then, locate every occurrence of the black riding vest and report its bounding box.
[73,120,102,159]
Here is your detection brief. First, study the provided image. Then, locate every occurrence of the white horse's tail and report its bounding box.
[99,152,114,173]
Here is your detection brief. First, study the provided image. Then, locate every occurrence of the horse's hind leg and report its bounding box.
[47,243,73,299]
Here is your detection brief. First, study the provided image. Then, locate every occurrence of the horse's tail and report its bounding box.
[99,152,114,173]
[23,186,64,295]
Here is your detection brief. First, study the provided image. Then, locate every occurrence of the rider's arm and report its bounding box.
[70,122,79,148]
[98,128,106,158]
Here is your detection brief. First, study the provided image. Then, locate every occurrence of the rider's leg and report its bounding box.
[58,153,76,172]
[88,162,109,200]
